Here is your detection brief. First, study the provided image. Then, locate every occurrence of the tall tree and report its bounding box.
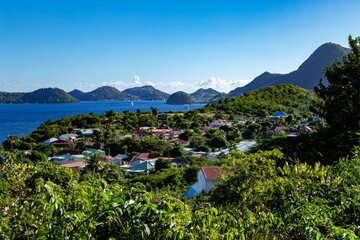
[314,35,360,131]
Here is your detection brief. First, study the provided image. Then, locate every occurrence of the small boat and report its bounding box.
[184,104,189,110]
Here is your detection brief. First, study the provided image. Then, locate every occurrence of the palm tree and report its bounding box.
[86,153,104,174]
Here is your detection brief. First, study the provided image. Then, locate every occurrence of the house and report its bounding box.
[74,128,100,136]
[169,139,189,146]
[132,130,149,138]
[190,153,218,161]
[82,149,106,159]
[51,139,76,147]
[159,124,172,130]
[130,153,151,166]
[115,135,134,140]
[126,161,156,175]
[270,126,288,132]
[269,112,288,124]
[113,154,129,165]
[60,160,87,173]
[157,114,170,120]
[183,166,234,199]
[209,120,232,127]
[52,154,85,165]
[248,117,262,123]
[59,134,79,141]
[199,126,218,132]
[287,126,316,137]
[55,149,83,157]
[41,138,58,144]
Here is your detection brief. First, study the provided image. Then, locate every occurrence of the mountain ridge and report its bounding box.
[227,42,351,98]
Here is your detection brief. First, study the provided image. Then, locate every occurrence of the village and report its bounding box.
[24,110,320,198]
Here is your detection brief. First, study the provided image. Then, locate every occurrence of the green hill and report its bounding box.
[73,86,138,101]
[68,89,88,101]
[22,88,80,103]
[204,84,316,116]
[0,92,25,103]
[0,88,80,103]
[166,91,194,105]
[227,43,351,97]
[123,85,169,100]
[190,88,221,101]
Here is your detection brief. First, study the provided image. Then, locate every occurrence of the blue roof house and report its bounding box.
[269,112,288,124]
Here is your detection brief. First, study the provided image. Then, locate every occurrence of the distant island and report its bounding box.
[68,86,137,101]
[123,85,169,100]
[0,42,352,104]
[0,88,80,104]
[166,91,194,105]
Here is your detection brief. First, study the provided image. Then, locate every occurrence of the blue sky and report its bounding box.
[1,0,360,93]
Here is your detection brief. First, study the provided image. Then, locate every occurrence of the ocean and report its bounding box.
[0,101,206,143]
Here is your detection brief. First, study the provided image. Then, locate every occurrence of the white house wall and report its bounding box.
[190,170,206,194]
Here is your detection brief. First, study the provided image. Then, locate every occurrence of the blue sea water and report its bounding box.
[0,101,206,143]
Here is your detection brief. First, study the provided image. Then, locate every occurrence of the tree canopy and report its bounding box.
[314,35,360,131]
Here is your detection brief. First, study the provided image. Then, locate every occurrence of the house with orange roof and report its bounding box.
[183,166,233,199]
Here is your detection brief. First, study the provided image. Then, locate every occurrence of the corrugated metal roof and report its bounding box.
[201,166,234,180]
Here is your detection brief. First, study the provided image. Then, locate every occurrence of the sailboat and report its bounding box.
[131,101,134,106]
[184,104,189,110]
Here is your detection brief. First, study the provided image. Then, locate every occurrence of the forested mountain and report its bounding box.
[69,86,138,101]
[123,85,169,100]
[166,91,194,105]
[204,84,316,116]
[0,88,80,103]
[0,92,25,103]
[227,43,351,97]
[68,89,88,100]
[190,88,221,100]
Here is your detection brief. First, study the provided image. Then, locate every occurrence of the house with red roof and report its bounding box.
[183,166,234,199]
[209,120,233,128]
[270,126,288,132]
[60,160,87,173]
[51,139,76,147]
[287,126,316,137]
[132,130,149,138]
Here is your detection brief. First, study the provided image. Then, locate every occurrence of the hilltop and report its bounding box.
[204,84,316,116]
[166,91,194,105]
[123,85,169,100]
[68,86,137,101]
[190,88,221,101]
[227,43,351,97]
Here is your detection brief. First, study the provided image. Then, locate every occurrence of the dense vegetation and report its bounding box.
[166,91,194,105]
[204,84,316,116]
[0,88,80,104]
[0,36,360,239]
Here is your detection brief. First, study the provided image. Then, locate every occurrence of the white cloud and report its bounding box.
[196,77,252,92]
[133,75,141,85]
